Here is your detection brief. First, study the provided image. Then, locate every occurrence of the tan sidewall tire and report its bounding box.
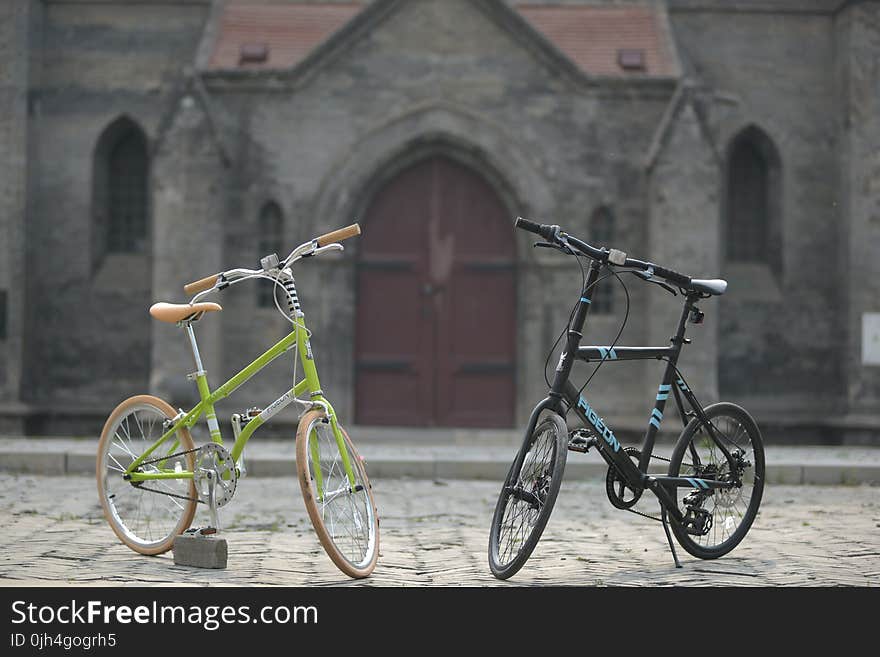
[96,395,197,555]
[296,410,379,578]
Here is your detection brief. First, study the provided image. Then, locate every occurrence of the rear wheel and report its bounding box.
[96,395,197,555]
[668,402,765,559]
[488,412,568,580]
[296,410,379,579]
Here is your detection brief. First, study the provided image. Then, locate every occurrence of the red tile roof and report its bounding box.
[207,3,364,70]
[206,2,677,77]
[517,4,677,76]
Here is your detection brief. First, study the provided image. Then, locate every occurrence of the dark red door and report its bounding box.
[355,156,516,427]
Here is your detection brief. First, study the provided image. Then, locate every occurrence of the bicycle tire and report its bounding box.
[488,412,568,580]
[296,410,379,579]
[96,395,198,555]
[668,402,765,559]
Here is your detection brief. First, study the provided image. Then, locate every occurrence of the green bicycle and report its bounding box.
[96,224,379,579]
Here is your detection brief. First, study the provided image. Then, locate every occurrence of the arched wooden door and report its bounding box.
[355,155,516,427]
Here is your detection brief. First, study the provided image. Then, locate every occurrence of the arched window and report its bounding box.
[92,116,149,261]
[590,206,615,314]
[257,201,284,308]
[725,126,782,273]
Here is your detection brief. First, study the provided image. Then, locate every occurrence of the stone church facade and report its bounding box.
[1,0,878,442]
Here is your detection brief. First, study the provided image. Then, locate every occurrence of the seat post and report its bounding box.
[182,320,223,442]
[183,322,206,375]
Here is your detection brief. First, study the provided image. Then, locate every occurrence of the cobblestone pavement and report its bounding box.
[1,473,878,586]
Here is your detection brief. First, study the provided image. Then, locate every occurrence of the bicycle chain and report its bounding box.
[617,449,673,523]
[619,451,703,522]
[128,445,208,504]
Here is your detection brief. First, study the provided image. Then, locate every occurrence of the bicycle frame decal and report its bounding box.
[649,408,663,429]
[656,383,671,401]
[575,395,621,453]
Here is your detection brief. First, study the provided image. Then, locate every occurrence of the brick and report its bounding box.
[173,532,228,569]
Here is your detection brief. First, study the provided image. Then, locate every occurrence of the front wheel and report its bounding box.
[668,402,765,560]
[96,395,198,555]
[296,410,379,579]
[488,412,568,580]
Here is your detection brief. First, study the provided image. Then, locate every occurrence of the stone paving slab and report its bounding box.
[2,436,879,485]
[0,473,878,587]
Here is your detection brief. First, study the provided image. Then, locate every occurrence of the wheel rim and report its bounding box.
[100,403,193,550]
[494,420,559,568]
[678,414,762,551]
[304,420,377,570]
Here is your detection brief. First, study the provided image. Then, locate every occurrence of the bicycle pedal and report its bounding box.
[567,435,597,453]
[185,526,217,536]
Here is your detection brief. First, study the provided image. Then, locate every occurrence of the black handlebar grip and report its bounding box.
[514,216,543,235]
[653,265,691,288]
[514,216,559,242]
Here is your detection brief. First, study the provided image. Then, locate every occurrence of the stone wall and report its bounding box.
[19,0,210,434]
[0,1,31,433]
[837,1,880,440]
[198,0,678,430]
[2,0,876,441]
[668,1,843,430]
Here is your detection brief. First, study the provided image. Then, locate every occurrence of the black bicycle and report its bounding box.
[488,217,765,579]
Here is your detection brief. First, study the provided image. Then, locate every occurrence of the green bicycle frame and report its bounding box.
[123,313,357,495]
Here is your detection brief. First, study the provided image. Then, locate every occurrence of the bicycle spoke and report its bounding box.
[672,407,764,556]
[100,401,196,554]
[302,419,376,571]
[491,416,564,576]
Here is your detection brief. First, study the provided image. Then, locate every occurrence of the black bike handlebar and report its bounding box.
[513,216,557,241]
[648,264,691,288]
[515,216,692,288]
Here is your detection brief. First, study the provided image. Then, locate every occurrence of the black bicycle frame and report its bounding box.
[527,259,738,525]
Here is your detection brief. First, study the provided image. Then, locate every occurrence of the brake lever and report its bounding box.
[645,278,678,297]
[302,243,344,258]
[534,241,575,255]
[633,269,677,296]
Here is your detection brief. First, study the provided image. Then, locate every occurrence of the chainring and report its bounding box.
[605,446,644,509]
[193,443,238,507]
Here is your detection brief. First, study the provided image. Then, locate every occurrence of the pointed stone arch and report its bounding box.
[92,115,151,267]
[723,124,783,277]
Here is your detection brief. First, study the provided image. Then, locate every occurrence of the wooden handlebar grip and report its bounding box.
[184,274,219,296]
[316,223,361,247]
